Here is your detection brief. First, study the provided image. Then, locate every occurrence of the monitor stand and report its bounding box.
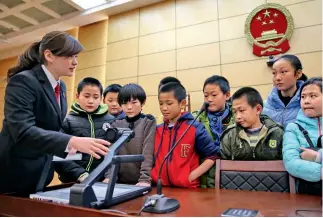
[69,154,145,209]
[30,129,152,209]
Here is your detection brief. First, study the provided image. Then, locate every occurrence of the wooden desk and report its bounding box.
[0,194,125,217]
[0,183,124,217]
[0,187,321,217]
[111,188,322,217]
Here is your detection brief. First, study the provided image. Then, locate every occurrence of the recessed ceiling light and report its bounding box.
[71,0,108,10]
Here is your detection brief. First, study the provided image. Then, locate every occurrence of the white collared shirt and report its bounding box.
[42,65,71,152]
[41,64,60,106]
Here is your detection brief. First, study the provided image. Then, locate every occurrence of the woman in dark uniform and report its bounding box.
[0,31,109,195]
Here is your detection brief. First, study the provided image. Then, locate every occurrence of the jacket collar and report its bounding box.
[109,110,126,119]
[70,103,108,116]
[33,64,63,122]
[199,111,209,125]
[163,112,194,125]
[267,80,303,109]
[41,64,60,89]
[295,109,323,131]
[199,103,234,124]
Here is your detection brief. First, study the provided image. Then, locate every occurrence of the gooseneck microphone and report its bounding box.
[142,102,209,214]
[156,102,209,195]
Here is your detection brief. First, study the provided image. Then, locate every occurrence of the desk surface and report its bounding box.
[111,187,322,217]
[0,187,321,217]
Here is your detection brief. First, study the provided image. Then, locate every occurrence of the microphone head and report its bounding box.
[203,102,210,111]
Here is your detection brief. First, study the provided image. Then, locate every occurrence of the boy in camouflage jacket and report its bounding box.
[220,87,283,161]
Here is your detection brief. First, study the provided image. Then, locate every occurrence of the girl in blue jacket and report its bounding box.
[283,77,322,195]
[263,55,307,128]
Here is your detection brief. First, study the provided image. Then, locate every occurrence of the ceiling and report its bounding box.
[0,0,95,36]
[0,0,164,59]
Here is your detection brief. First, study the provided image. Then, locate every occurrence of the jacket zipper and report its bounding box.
[85,114,95,171]
[252,149,256,159]
[239,127,278,160]
[281,107,286,127]
[232,141,242,160]
[239,138,256,159]
[166,129,173,186]
[252,127,278,159]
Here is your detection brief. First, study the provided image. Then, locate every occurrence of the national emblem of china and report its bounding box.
[245,3,294,57]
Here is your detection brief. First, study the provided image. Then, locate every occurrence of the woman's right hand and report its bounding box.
[68,136,110,159]
[102,178,110,183]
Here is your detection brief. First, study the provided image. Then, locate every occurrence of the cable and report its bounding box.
[100,196,157,216]
[100,209,128,215]
[137,207,146,216]
[295,209,322,217]
[137,199,157,216]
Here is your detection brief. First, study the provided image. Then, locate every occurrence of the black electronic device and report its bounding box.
[221,208,260,217]
[105,127,135,143]
[266,55,276,67]
[30,128,151,209]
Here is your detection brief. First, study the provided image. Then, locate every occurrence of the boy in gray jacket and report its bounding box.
[104,84,156,186]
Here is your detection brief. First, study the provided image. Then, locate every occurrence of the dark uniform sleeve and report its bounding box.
[54,117,87,182]
[4,73,71,157]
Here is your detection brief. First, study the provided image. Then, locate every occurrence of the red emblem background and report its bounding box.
[245,4,294,57]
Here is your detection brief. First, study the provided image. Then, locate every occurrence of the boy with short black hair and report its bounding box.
[151,82,219,188]
[156,76,182,124]
[158,76,181,90]
[220,87,283,160]
[55,77,114,183]
[104,83,156,186]
[103,83,125,119]
[198,75,235,188]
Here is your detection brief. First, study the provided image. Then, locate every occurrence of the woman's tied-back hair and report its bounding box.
[7,31,83,79]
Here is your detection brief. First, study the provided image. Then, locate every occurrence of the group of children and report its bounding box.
[54,54,322,196]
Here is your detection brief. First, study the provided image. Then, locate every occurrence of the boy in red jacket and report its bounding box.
[151,82,219,188]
